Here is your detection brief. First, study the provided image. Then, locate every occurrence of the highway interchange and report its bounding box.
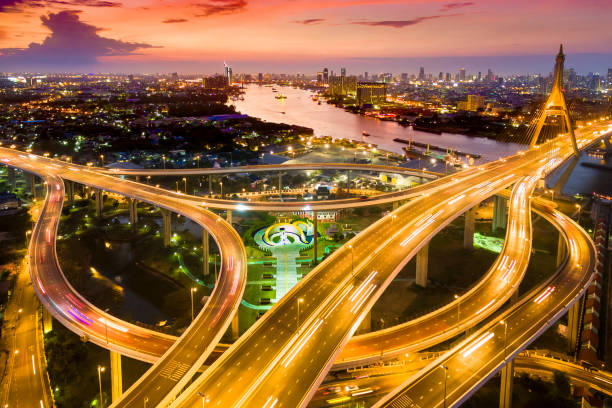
[1,118,611,407]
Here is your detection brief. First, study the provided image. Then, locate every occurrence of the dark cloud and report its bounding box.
[195,0,247,17]
[1,0,121,12]
[163,18,188,23]
[440,2,474,11]
[0,10,154,70]
[292,18,325,25]
[352,14,459,28]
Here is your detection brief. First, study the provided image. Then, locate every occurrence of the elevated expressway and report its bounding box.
[168,121,611,408]
[374,181,598,407]
[0,149,248,408]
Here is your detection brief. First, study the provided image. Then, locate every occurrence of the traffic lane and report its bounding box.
[375,205,595,408]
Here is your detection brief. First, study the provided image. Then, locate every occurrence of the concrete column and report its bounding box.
[226,209,232,225]
[231,312,239,341]
[27,173,36,199]
[567,300,581,354]
[95,188,103,218]
[313,211,318,265]
[464,206,476,250]
[161,208,171,247]
[499,360,514,408]
[128,198,138,227]
[202,228,209,276]
[42,307,53,334]
[110,350,123,402]
[556,233,566,268]
[492,196,507,233]
[416,242,429,287]
[347,170,351,195]
[65,180,74,204]
[7,166,15,190]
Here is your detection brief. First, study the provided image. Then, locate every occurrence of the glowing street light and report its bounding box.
[190,287,197,321]
[97,365,106,408]
[297,298,304,329]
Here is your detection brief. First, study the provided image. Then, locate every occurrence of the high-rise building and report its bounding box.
[467,95,485,111]
[341,68,346,77]
[459,68,466,81]
[329,76,357,97]
[418,67,425,80]
[485,68,494,82]
[607,68,612,83]
[357,82,387,106]
[477,71,482,81]
[323,68,329,83]
[317,72,323,83]
[445,73,451,81]
[258,73,263,82]
[438,72,443,81]
[364,72,369,80]
[401,73,408,82]
[171,72,179,82]
[224,62,232,85]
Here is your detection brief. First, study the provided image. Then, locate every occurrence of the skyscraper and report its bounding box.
[607,68,612,84]
[323,68,329,83]
[418,67,425,80]
[401,73,408,83]
[439,72,443,81]
[258,73,263,82]
[341,68,346,77]
[224,62,232,85]
[477,71,482,81]
[459,68,466,81]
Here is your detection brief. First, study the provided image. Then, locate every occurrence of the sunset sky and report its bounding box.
[1,0,611,74]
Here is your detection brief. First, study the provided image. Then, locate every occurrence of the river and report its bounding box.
[232,84,522,163]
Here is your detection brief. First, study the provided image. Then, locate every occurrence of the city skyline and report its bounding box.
[1,0,612,73]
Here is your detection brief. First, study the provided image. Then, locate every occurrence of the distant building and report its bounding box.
[608,68,612,84]
[459,68,466,81]
[485,68,494,82]
[258,73,263,82]
[438,72,444,81]
[340,67,346,77]
[467,95,485,111]
[224,62,232,85]
[323,68,329,83]
[364,72,369,80]
[203,75,229,89]
[357,82,387,106]
[317,72,323,83]
[171,72,179,82]
[329,76,357,97]
[445,72,451,81]
[418,67,425,80]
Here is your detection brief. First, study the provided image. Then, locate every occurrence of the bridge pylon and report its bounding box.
[529,45,579,155]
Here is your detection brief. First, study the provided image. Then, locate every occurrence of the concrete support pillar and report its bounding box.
[464,206,476,250]
[347,170,351,195]
[202,228,209,276]
[27,173,36,199]
[65,180,74,204]
[42,307,53,334]
[567,300,581,354]
[492,196,508,233]
[161,208,171,247]
[416,242,429,287]
[110,350,123,402]
[231,312,239,341]
[208,174,212,197]
[313,211,318,265]
[128,198,138,227]
[7,166,15,190]
[95,188,103,218]
[556,233,566,268]
[226,209,232,225]
[499,360,514,408]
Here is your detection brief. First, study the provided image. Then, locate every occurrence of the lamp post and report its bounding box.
[500,320,508,360]
[219,182,223,198]
[454,294,460,325]
[183,177,187,194]
[97,365,105,408]
[175,181,179,193]
[162,155,166,169]
[190,287,197,321]
[25,230,31,246]
[297,298,304,329]
[441,364,448,408]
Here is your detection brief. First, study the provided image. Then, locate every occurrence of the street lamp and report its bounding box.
[548,189,554,202]
[183,177,187,194]
[97,365,105,408]
[297,298,304,329]
[219,182,223,198]
[162,155,166,169]
[195,155,201,168]
[500,320,508,360]
[440,364,448,408]
[25,230,32,246]
[175,181,179,193]
[454,294,460,325]
[100,154,104,165]
[190,287,197,321]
